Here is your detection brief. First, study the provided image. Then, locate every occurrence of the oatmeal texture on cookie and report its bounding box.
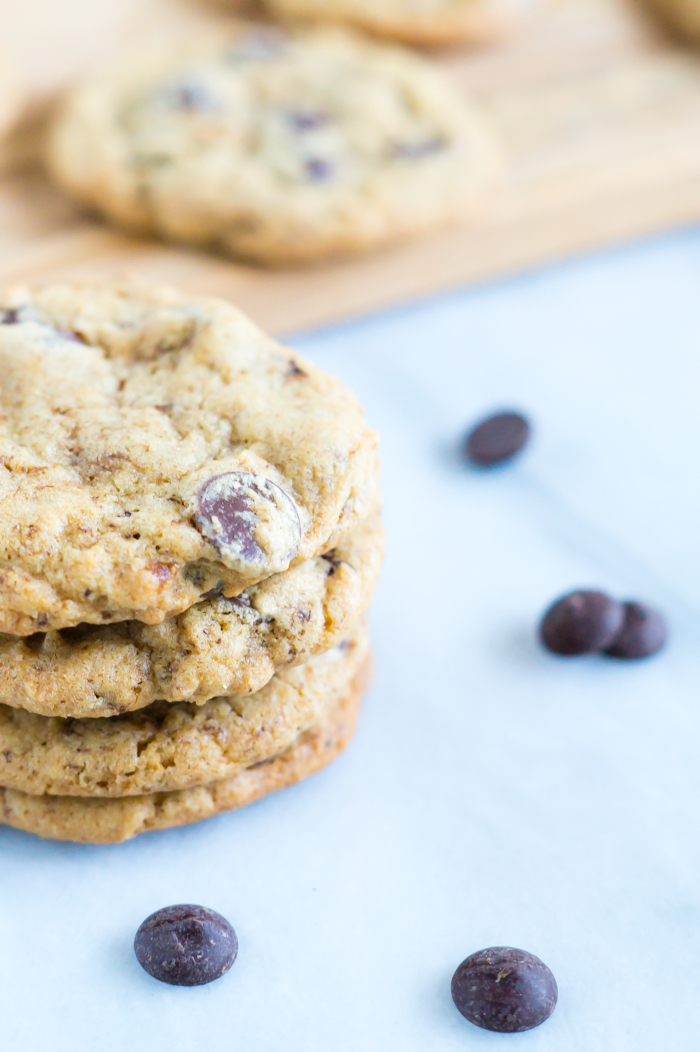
[0,622,368,797]
[0,279,378,634]
[48,24,497,264]
[0,515,383,717]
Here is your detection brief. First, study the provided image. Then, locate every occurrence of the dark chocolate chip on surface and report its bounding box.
[134,905,238,987]
[465,411,531,467]
[539,589,624,656]
[603,601,667,660]
[0,308,20,324]
[451,947,558,1033]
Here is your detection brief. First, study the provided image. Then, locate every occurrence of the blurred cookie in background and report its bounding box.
[644,0,700,41]
[265,0,538,47]
[47,23,498,265]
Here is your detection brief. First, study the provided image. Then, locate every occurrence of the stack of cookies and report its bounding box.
[0,279,383,843]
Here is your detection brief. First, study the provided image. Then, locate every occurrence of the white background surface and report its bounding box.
[3,230,700,1050]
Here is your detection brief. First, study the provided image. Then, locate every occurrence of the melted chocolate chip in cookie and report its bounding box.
[288,110,330,132]
[305,158,334,182]
[194,471,301,572]
[134,905,238,986]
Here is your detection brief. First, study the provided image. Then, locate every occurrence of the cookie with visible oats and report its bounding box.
[267,0,536,47]
[0,644,369,843]
[47,23,497,265]
[0,516,383,717]
[0,622,368,798]
[0,279,378,634]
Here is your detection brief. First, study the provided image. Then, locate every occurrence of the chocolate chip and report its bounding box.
[286,360,307,379]
[305,158,334,182]
[288,110,329,131]
[54,328,87,343]
[539,589,624,656]
[603,601,668,659]
[465,411,531,467]
[194,471,301,573]
[150,561,172,582]
[323,552,342,575]
[0,308,20,324]
[134,905,238,987]
[164,80,216,111]
[200,581,225,601]
[225,593,253,610]
[452,947,557,1033]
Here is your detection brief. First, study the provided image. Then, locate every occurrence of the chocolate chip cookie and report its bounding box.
[0,647,368,843]
[0,515,383,717]
[48,24,497,264]
[267,0,535,47]
[0,622,368,797]
[0,279,378,634]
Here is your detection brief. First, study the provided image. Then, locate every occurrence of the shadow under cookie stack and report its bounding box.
[0,280,383,844]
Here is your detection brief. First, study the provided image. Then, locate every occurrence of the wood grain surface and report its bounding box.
[0,0,698,335]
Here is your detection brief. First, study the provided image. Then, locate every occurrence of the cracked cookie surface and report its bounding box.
[0,622,368,798]
[0,650,367,843]
[268,0,536,46]
[0,279,378,634]
[0,516,383,717]
[48,23,497,264]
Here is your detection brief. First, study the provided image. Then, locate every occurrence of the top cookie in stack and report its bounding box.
[0,279,383,841]
[0,279,379,636]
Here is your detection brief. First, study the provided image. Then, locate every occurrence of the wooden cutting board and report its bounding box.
[0,0,698,335]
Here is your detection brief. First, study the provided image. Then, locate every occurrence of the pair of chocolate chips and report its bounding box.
[539,590,667,659]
